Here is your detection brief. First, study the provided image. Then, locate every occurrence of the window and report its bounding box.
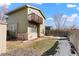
[29,23,37,32]
[8,24,17,32]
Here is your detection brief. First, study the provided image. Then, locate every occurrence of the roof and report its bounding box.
[6,5,45,19]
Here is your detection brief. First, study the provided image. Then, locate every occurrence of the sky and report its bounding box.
[1,3,79,28]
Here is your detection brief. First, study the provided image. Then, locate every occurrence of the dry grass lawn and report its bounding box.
[6,36,57,56]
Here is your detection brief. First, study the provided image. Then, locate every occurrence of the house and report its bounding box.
[6,5,45,40]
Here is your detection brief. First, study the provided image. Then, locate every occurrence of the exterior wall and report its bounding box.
[7,8,28,39]
[28,8,45,37]
[17,33,28,40]
[39,18,45,36]
[0,21,7,54]
[27,23,37,40]
[69,30,79,54]
[28,8,44,19]
[7,8,28,33]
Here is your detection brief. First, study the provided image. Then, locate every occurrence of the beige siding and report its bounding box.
[40,19,45,36]
[28,8,45,36]
[0,21,7,54]
[7,8,28,33]
[28,8,44,19]
[28,23,37,40]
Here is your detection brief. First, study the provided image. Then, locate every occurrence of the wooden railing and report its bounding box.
[28,13,43,24]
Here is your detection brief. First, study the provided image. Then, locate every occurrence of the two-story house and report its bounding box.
[6,5,45,40]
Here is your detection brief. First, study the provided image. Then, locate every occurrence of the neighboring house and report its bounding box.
[6,5,45,40]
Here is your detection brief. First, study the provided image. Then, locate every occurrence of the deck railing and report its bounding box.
[28,13,43,24]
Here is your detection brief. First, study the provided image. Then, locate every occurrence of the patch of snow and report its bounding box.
[54,40,78,56]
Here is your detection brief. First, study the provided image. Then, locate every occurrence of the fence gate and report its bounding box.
[0,21,7,55]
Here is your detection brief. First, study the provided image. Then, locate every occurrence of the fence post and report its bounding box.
[0,20,7,55]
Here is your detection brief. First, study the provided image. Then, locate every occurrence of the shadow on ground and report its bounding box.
[41,41,59,56]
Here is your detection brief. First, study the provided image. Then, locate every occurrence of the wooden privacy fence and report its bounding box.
[0,20,7,55]
[45,30,69,37]
[69,30,79,54]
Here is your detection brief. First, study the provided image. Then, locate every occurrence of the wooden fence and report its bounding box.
[69,30,79,54]
[45,30,69,37]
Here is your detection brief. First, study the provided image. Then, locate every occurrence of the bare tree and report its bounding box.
[69,24,77,30]
[0,4,8,21]
[53,14,68,30]
[52,13,78,30]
